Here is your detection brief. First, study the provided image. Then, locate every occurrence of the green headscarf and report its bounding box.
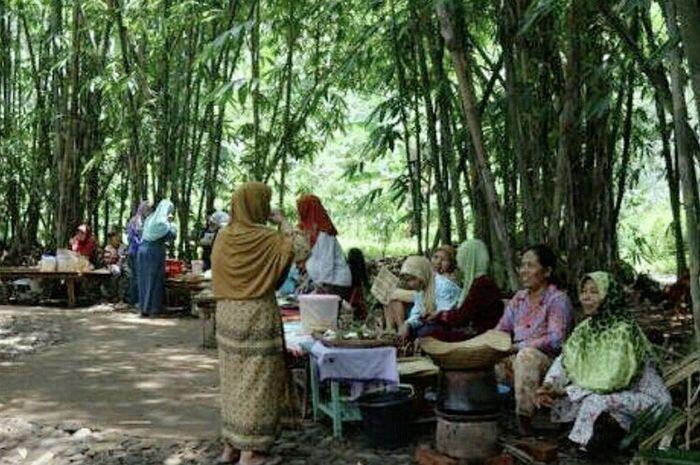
[142,200,176,242]
[562,271,652,393]
[455,239,490,306]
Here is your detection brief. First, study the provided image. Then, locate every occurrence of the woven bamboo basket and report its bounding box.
[419,330,511,370]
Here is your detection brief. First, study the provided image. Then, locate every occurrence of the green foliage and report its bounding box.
[634,449,700,465]
[620,404,683,450]
[0,0,693,287]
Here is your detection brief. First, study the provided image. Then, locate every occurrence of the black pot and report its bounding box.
[438,368,499,415]
[358,386,414,449]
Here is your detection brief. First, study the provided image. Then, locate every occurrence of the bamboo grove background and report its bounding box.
[0,0,699,337]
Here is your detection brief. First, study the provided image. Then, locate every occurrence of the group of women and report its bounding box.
[385,240,504,343]
[388,241,670,451]
[195,180,670,463]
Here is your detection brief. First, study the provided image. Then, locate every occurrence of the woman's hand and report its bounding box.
[269,209,285,225]
[424,311,446,324]
[397,324,411,344]
[535,383,565,408]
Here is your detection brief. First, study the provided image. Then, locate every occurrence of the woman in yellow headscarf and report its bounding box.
[212,182,308,465]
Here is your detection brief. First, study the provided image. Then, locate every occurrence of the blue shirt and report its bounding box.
[406,274,462,329]
[278,265,301,296]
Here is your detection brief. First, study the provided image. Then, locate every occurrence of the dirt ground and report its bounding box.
[0,306,631,465]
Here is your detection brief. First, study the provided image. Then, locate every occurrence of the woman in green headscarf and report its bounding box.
[536,271,671,449]
[137,200,177,317]
[421,239,504,341]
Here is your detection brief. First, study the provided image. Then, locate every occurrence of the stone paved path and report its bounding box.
[0,306,219,439]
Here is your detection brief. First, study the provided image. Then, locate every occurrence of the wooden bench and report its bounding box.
[0,267,112,308]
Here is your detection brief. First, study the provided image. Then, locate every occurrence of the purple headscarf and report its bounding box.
[127,201,152,255]
[128,201,153,233]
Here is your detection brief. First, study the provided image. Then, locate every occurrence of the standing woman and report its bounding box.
[137,200,176,317]
[127,201,152,306]
[296,194,352,298]
[212,182,308,465]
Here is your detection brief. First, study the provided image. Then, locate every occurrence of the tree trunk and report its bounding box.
[436,0,519,290]
[549,0,581,261]
[664,0,700,343]
[56,0,83,247]
[675,0,700,123]
[412,3,451,245]
[654,93,687,276]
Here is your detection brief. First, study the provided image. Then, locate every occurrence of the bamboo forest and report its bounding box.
[0,0,699,464]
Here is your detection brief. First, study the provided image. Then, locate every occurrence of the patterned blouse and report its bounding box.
[496,284,574,356]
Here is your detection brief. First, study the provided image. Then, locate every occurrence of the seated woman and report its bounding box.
[536,272,671,451]
[421,239,504,341]
[296,194,352,299]
[70,224,97,264]
[396,256,461,341]
[431,245,459,284]
[495,244,574,435]
[103,229,126,272]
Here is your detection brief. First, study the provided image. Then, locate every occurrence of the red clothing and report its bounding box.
[296,194,338,248]
[420,275,504,342]
[71,235,96,261]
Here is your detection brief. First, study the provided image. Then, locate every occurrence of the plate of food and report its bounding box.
[312,327,396,349]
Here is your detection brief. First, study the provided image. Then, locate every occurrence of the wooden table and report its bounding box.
[0,267,112,308]
[165,276,209,313]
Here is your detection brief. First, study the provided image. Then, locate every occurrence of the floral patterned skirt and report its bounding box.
[217,294,295,452]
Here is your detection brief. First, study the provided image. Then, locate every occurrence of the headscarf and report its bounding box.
[209,211,230,229]
[562,271,652,393]
[296,194,338,248]
[456,239,490,306]
[212,182,294,300]
[128,200,152,233]
[142,200,176,242]
[401,256,436,317]
[72,224,96,258]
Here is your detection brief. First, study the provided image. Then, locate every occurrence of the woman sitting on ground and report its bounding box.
[420,239,504,341]
[536,271,671,451]
[431,245,459,284]
[495,244,574,436]
[395,256,461,342]
[296,194,352,299]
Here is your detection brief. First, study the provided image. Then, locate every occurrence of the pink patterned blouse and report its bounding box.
[496,285,574,356]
